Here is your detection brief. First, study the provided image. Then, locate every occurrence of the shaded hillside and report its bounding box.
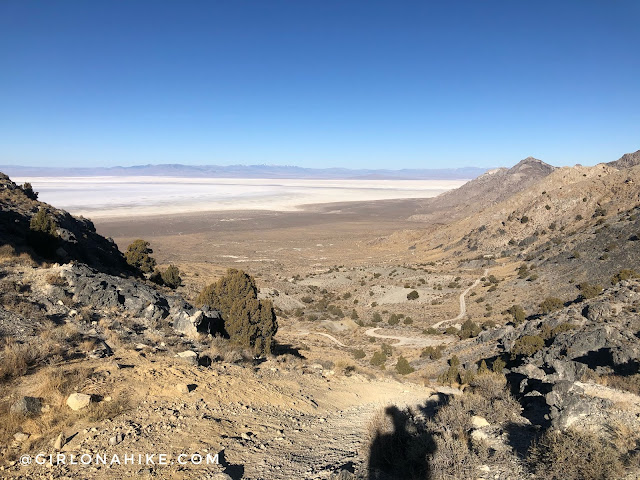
[0,172,130,275]
[608,149,640,169]
[409,157,555,223]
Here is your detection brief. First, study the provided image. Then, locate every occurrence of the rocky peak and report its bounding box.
[608,149,640,169]
[509,157,556,174]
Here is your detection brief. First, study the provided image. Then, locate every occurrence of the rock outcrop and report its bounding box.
[482,280,640,429]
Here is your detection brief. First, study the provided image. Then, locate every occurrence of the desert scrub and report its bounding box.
[196,268,277,355]
[506,304,526,324]
[352,348,366,360]
[528,428,623,480]
[611,269,639,284]
[46,273,67,286]
[124,239,156,273]
[458,319,480,339]
[407,290,419,300]
[395,356,414,375]
[511,335,544,357]
[539,297,564,314]
[421,345,444,359]
[160,265,182,289]
[370,351,387,368]
[577,282,602,300]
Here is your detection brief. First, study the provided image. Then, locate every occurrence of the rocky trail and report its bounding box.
[362,268,490,347]
[6,348,434,480]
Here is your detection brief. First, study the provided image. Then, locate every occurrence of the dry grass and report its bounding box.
[528,428,625,480]
[45,273,67,286]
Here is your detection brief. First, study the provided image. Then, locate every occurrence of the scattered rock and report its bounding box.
[10,396,42,416]
[54,432,66,450]
[470,415,490,429]
[13,432,29,442]
[470,429,488,442]
[176,350,198,365]
[67,393,92,411]
[175,383,191,394]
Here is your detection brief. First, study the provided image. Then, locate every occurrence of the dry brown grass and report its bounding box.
[45,272,67,286]
[0,339,42,383]
[528,428,625,480]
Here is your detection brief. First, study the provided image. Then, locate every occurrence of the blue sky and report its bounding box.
[1,1,638,169]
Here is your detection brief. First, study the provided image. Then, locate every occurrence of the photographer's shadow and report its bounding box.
[368,406,435,480]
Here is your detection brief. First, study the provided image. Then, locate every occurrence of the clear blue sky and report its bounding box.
[1,1,638,169]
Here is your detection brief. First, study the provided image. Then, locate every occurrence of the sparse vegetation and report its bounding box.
[160,264,182,289]
[124,239,157,273]
[395,356,414,375]
[528,428,624,480]
[577,282,602,300]
[511,335,544,357]
[406,290,419,300]
[507,304,526,324]
[539,297,564,314]
[196,268,277,355]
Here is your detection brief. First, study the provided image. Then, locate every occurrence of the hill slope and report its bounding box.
[409,157,556,223]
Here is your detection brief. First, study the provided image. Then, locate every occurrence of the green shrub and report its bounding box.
[370,351,387,368]
[420,345,444,360]
[521,215,529,223]
[551,322,576,337]
[196,268,277,355]
[438,364,460,384]
[492,356,506,373]
[511,335,544,357]
[540,297,564,314]
[372,312,382,323]
[124,239,157,273]
[161,265,181,289]
[28,208,58,256]
[611,269,639,284]
[403,316,413,325]
[395,356,414,375]
[444,326,459,335]
[21,182,38,200]
[507,304,526,324]
[30,208,57,235]
[353,349,366,360]
[477,359,490,376]
[381,343,393,356]
[577,282,602,300]
[388,314,400,325]
[350,309,359,320]
[458,319,480,339]
[407,290,419,300]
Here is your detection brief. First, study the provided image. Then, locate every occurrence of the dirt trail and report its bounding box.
[431,267,490,328]
[295,330,347,347]
[9,350,433,480]
[363,268,489,347]
[363,327,454,348]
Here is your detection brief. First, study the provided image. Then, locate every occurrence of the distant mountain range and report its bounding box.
[0,163,488,180]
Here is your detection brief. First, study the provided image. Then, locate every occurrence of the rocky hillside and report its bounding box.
[408,157,556,224]
[608,149,640,169]
[0,173,129,275]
